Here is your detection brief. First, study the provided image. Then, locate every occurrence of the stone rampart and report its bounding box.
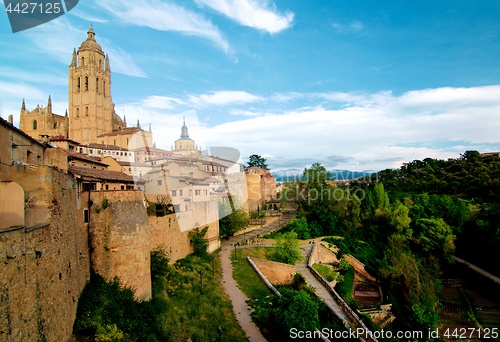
[309,242,339,265]
[0,166,90,342]
[250,257,296,285]
[86,190,151,300]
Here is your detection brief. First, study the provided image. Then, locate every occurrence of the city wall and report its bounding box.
[0,166,90,342]
[86,190,152,300]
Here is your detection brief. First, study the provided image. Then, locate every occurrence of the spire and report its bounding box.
[47,95,52,112]
[148,123,151,132]
[136,119,140,128]
[71,48,77,67]
[181,117,189,138]
[123,114,127,127]
[21,98,26,111]
[105,54,110,72]
[87,24,95,41]
[65,109,68,117]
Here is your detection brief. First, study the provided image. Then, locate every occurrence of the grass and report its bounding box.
[312,263,339,282]
[74,251,248,342]
[231,246,273,300]
[154,252,248,342]
[335,265,356,308]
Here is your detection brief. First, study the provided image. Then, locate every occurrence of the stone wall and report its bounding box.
[0,166,90,342]
[309,242,339,265]
[149,213,193,263]
[149,200,220,262]
[250,257,296,285]
[86,190,152,300]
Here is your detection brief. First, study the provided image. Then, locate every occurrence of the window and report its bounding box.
[96,77,99,92]
[85,107,89,116]
[195,190,201,196]
[77,77,80,91]
[105,185,109,190]
[84,209,89,223]
[172,190,177,197]
[81,56,85,66]
[103,81,106,96]
[179,190,183,196]
[32,120,37,130]
[157,180,162,186]
[53,122,57,129]
[121,185,125,190]
[79,148,83,153]
[76,108,79,117]
[85,76,88,91]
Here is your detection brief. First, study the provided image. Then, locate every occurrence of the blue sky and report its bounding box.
[1,0,500,171]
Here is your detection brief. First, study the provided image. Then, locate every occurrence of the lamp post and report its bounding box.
[212,256,215,277]
[217,326,222,342]
[199,271,203,294]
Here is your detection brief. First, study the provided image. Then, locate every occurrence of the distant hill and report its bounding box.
[272,168,376,182]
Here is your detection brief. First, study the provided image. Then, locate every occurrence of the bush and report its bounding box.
[269,231,301,265]
[188,226,209,258]
[150,247,170,279]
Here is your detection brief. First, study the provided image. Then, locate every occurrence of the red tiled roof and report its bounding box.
[97,128,141,137]
[67,151,108,166]
[69,166,135,183]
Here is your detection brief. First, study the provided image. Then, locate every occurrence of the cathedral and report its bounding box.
[19,25,152,150]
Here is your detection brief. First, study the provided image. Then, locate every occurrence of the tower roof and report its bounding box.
[179,116,192,140]
[79,24,103,52]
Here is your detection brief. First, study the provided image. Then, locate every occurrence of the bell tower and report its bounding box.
[68,25,117,144]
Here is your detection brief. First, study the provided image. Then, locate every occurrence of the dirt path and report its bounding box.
[219,212,295,341]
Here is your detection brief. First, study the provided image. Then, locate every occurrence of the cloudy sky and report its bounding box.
[1,0,500,172]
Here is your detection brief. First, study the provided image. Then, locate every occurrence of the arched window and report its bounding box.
[77,77,80,92]
[81,57,84,66]
[53,122,57,129]
[33,120,37,130]
[103,80,106,96]
[85,107,89,116]
[96,77,99,92]
[76,108,80,117]
[85,76,88,91]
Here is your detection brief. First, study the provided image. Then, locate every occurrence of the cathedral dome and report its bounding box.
[79,25,103,52]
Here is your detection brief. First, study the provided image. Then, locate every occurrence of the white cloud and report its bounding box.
[142,96,186,110]
[23,19,146,78]
[332,20,364,34]
[69,8,108,23]
[196,0,294,34]
[189,90,262,106]
[111,85,500,171]
[96,0,230,53]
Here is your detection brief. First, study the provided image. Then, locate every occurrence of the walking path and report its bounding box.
[296,244,354,324]
[219,212,295,341]
[452,256,500,285]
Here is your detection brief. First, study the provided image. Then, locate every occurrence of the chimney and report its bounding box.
[8,115,13,125]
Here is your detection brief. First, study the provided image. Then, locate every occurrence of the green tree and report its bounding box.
[246,154,269,169]
[270,231,301,265]
[219,202,249,238]
[274,288,319,332]
[150,247,170,279]
[389,200,412,236]
[414,218,455,258]
[283,217,310,239]
[188,226,209,258]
